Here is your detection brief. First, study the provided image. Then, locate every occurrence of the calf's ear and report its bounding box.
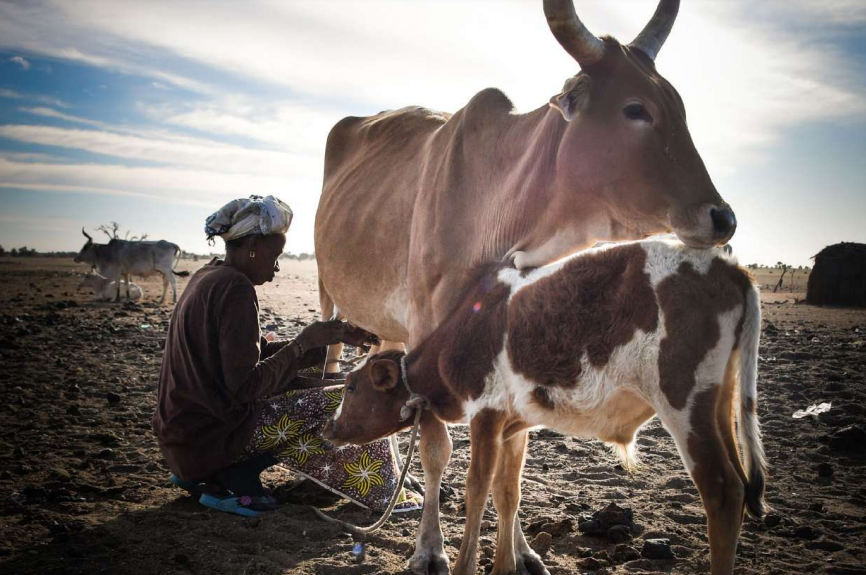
[370,360,399,391]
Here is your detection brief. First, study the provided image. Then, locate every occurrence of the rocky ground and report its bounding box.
[0,257,864,575]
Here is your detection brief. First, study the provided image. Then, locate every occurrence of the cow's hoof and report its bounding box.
[439,481,456,502]
[409,550,450,575]
[517,550,550,575]
[405,474,424,495]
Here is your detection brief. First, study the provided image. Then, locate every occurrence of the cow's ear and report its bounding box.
[370,360,399,391]
[549,75,592,122]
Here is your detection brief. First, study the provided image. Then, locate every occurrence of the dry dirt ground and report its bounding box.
[1,257,864,575]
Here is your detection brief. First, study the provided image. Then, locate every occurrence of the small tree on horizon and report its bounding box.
[96,221,148,241]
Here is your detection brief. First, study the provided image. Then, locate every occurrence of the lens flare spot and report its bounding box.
[472,301,482,313]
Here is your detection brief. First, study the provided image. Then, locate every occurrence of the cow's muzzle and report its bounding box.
[710,207,737,242]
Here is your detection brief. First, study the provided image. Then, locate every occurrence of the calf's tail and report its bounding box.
[736,283,767,518]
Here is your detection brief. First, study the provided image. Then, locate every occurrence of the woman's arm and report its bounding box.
[218,289,304,402]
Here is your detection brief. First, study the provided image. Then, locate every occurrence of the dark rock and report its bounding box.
[614,544,641,562]
[579,503,635,539]
[579,557,602,570]
[530,532,552,555]
[793,525,821,540]
[106,392,122,405]
[608,524,632,543]
[816,462,834,478]
[641,538,675,560]
[96,448,117,460]
[828,425,866,452]
[763,513,781,528]
[66,405,81,416]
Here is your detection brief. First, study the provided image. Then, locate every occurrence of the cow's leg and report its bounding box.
[124,273,132,300]
[159,272,169,304]
[168,270,178,303]
[452,409,505,575]
[114,275,121,302]
[512,514,550,575]
[658,386,745,575]
[409,415,453,575]
[318,278,343,374]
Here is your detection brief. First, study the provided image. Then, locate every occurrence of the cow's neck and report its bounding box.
[445,104,616,269]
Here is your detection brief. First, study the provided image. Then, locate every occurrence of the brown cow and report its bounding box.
[324,240,765,575]
[315,0,735,571]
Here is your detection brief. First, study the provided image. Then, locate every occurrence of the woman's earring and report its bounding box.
[249,250,256,258]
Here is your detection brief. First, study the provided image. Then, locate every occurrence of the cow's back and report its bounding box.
[315,107,450,340]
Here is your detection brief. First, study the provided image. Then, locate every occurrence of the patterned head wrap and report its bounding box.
[205,195,293,243]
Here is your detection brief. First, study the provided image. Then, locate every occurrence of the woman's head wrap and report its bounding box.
[205,195,293,243]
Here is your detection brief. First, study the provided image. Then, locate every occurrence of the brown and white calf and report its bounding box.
[323,239,766,575]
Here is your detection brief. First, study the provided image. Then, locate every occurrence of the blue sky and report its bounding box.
[1,0,865,266]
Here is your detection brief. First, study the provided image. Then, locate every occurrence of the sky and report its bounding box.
[0,0,865,266]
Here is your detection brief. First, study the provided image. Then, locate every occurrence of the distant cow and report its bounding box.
[74,228,190,303]
[324,239,765,575]
[79,272,142,302]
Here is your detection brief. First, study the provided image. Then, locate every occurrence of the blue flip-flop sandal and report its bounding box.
[169,473,209,496]
[199,494,261,517]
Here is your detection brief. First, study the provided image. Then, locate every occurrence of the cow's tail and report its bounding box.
[172,244,190,277]
[736,282,766,518]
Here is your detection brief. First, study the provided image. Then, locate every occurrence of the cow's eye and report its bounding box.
[346,384,356,393]
[623,102,653,124]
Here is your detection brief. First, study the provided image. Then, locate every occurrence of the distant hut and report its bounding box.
[806,242,866,307]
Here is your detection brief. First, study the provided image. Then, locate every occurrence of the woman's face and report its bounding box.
[247,233,287,285]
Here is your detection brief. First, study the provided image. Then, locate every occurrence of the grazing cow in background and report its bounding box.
[324,240,765,575]
[315,0,736,570]
[78,272,143,302]
[74,228,190,304]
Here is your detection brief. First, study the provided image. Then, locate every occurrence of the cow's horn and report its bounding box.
[82,227,92,241]
[629,0,680,61]
[543,0,606,67]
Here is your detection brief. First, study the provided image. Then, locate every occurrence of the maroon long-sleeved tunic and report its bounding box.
[152,259,323,480]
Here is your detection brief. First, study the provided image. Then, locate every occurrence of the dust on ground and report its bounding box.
[1,257,864,575]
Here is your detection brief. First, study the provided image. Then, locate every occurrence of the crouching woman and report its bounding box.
[152,195,421,516]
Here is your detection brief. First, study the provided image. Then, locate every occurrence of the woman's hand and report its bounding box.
[296,320,381,351]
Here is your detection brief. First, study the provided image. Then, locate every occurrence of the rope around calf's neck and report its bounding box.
[311,355,429,534]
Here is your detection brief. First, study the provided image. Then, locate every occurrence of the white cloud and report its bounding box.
[0,124,315,177]
[0,88,70,109]
[9,55,30,69]
[1,0,861,176]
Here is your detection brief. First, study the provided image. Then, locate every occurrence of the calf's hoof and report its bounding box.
[517,551,550,575]
[409,550,450,575]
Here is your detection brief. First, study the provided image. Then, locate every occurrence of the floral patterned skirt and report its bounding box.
[243,384,423,513]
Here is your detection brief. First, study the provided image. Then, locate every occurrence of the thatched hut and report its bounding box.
[806,242,866,307]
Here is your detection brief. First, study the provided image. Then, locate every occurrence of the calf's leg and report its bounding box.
[659,385,745,575]
[452,409,506,575]
[489,428,533,575]
[409,415,453,575]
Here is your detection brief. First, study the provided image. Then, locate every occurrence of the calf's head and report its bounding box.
[322,353,410,447]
